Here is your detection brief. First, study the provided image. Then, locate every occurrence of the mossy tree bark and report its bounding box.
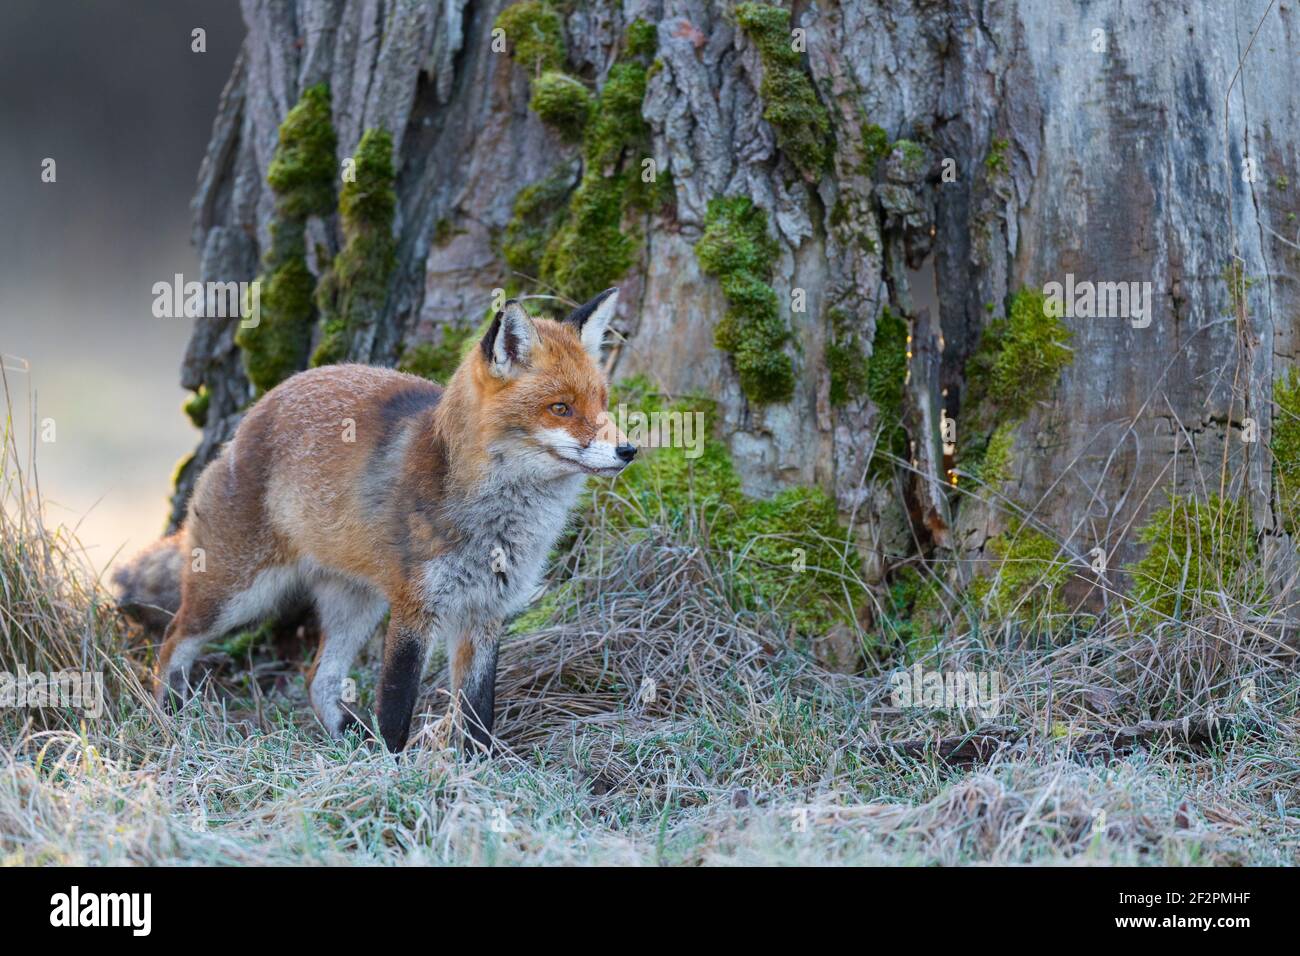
[176,1,1295,627]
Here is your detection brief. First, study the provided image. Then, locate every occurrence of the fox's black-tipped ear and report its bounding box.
[563,287,619,359]
[481,300,538,379]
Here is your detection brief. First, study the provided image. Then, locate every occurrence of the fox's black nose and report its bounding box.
[615,444,638,463]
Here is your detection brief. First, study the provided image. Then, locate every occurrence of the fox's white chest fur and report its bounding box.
[420,470,585,625]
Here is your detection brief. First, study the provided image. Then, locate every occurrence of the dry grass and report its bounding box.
[2,387,1299,866]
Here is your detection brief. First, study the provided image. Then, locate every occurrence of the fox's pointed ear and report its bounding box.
[481,301,538,379]
[564,287,618,359]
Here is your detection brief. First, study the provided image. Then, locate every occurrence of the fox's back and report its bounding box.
[188,364,445,587]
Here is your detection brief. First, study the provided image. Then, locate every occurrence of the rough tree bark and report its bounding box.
[173,0,1297,632]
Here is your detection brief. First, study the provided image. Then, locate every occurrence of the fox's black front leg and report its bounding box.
[378,614,429,753]
[452,621,500,754]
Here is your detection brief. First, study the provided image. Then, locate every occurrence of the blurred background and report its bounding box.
[0,1,243,575]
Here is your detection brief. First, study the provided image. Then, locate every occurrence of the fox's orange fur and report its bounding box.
[119,290,634,752]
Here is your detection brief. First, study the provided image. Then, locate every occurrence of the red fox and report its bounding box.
[114,288,635,753]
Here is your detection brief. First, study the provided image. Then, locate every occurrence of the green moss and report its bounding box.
[863,307,909,472]
[956,289,1070,484]
[432,218,457,247]
[859,122,890,174]
[542,170,638,302]
[979,288,1073,418]
[734,5,831,177]
[397,321,480,384]
[866,307,907,418]
[826,307,867,406]
[696,196,794,403]
[238,86,339,393]
[1127,494,1257,621]
[508,588,564,636]
[538,62,651,301]
[581,62,648,170]
[714,486,860,636]
[216,619,276,659]
[502,170,575,278]
[494,1,566,75]
[311,128,397,368]
[182,385,209,428]
[984,137,1009,175]
[970,522,1072,624]
[170,452,195,491]
[600,378,859,638]
[625,18,657,59]
[529,71,591,141]
[266,84,338,221]
[237,234,317,393]
[735,3,832,180]
[1274,367,1300,530]
[976,421,1015,487]
[892,139,925,176]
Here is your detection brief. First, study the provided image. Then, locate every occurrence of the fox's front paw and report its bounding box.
[155,667,191,715]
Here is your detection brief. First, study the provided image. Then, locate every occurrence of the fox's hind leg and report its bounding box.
[156,597,222,711]
[307,576,387,737]
[155,564,301,712]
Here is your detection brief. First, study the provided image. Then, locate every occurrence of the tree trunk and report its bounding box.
[174,0,1294,620]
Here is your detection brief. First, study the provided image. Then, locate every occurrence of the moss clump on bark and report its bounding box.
[540,61,652,302]
[237,85,338,393]
[826,307,867,406]
[864,307,909,473]
[892,139,926,177]
[625,18,657,59]
[237,230,318,393]
[957,288,1071,487]
[1273,367,1300,531]
[170,452,196,491]
[529,71,591,141]
[970,522,1072,624]
[502,169,576,279]
[582,62,649,170]
[974,421,1015,488]
[494,1,566,75]
[265,84,338,221]
[397,321,480,384]
[983,289,1073,417]
[858,122,890,174]
[601,377,861,638]
[882,565,947,657]
[1127,494,1258,622]
[542,169,638,303]
[182,385,210,428]
[311,128,397,367]
[735,3,832,180]
[696,196,794,404]
[984,137,1009,175]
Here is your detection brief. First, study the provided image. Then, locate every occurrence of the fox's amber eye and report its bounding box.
[549,402,571,417]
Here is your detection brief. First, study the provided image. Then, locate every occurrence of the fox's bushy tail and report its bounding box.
[111,530,185,634]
